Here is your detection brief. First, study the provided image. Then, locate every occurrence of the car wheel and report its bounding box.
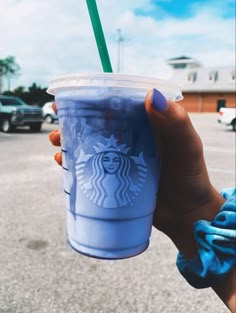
[1,118,13,133]
[232,119,236,131]
[45,115,54,124]
[29,123,42,132]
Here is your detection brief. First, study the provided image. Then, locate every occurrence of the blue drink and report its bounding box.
[47,74,182,259]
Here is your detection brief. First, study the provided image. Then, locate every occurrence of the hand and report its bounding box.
[144,89,224,257]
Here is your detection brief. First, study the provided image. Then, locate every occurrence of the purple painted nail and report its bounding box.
[151,88,167,112]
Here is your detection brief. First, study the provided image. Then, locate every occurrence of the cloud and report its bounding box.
[0,0,234,90]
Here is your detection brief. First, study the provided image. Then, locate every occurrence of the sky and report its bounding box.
[0,0,235,90]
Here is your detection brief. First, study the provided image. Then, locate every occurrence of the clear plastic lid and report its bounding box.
[47,73,183,101]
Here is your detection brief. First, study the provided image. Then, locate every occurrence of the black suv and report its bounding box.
[0,95,43,132]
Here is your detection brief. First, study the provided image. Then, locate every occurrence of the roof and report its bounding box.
[167,55,202,66]
[167,56,192,61]
[169,66,236,93]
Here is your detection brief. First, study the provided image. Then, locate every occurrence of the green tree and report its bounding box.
[0,56,20,93]
[3,83,53,107]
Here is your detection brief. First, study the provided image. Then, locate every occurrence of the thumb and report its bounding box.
[145,88,190,137]
[145,89,205,170]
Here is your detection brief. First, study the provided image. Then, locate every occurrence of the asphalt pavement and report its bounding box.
[0,114,235,313]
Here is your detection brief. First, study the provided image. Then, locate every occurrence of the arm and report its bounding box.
[144,89,236,312]
[213,266,236,312]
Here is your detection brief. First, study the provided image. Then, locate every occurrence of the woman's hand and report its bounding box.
[144,89,224,257]
[145,90,236,313]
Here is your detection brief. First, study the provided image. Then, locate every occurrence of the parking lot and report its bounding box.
[0,114,235,313]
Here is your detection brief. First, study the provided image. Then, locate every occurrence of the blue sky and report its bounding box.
[135,0,235,19]
[0,0,235,90]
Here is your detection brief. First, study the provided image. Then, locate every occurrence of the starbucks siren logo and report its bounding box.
[75,135,147,208]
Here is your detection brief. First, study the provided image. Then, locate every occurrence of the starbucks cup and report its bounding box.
[47,73,182,259]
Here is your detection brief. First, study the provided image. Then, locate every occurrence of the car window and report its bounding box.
[0,98,23,106]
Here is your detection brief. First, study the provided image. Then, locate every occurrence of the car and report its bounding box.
[0,95,43,133]
[42,101,58,124]
[218,107,236,131]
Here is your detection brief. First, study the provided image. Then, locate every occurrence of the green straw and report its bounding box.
[86,0,113,72]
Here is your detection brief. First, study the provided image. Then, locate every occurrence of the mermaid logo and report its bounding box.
[75,135,147,208]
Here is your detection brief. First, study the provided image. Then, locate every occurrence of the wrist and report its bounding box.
[162,187,225,258]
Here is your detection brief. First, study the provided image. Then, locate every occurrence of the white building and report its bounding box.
[167,56,235,112]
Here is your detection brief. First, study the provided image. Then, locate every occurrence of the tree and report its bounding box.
[0,56,20,93]
[3,83,54,107]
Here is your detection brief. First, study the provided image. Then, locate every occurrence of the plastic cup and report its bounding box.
[47,73,182,259]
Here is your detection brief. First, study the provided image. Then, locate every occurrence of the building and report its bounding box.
[167,56,235,112]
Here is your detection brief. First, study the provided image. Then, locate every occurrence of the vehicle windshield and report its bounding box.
[0,98,25,106]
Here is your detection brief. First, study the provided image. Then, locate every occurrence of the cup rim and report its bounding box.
[47,72,183,101]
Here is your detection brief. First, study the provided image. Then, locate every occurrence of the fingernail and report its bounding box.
[151,88,167,112]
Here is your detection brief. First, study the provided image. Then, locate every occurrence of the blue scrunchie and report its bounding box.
[176,187,236,288]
